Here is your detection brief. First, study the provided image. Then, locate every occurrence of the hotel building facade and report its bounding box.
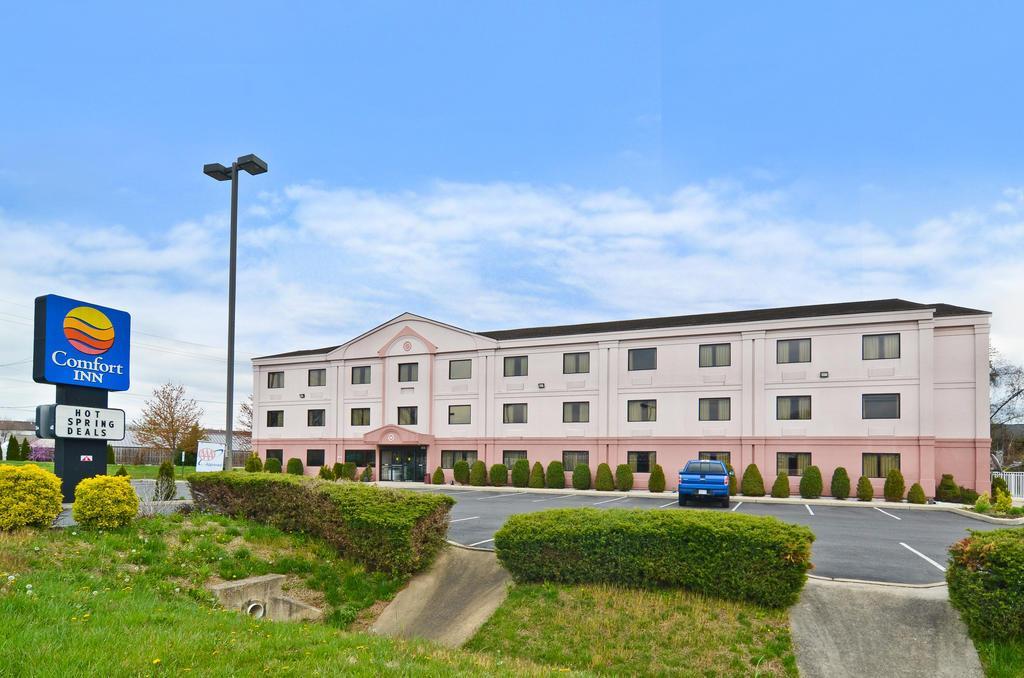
[250,299,991,496]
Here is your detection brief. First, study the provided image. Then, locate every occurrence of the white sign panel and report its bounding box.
[54,405,125,440]
[196,441,225,472]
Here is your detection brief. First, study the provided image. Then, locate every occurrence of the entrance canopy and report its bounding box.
[361,425,435,446]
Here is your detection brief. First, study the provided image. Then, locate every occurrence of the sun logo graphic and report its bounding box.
[62,306,115,356]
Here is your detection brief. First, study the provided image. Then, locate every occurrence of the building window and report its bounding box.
[563,352,590,374]
[777,338,811,364]
[441,450,477,468]
[699,343,731,367]
[863,453,900,478]
[562,401,590,423]
[699,451,731,464]
[699,397,731,421]
[863,333,900,360]
[398,406,418,425]
[562,450,589,472]
[628,348,657,371]
[267,371,284,388]
[352,366,371,384]
[345,449,375,467]
[306,449,325,467]
[449,359,472,380]
[628,451,655,473]
[627,399,657,422]
[350,408,370,426]
[398,363,418,382]
[863,394,900,419]
[448,405,471,425]
[777,452,811,477]
[503,450,527,466]
[777,396,811,420]
[307,409,325,427]
[503,403,528,424]
[266,410,284,427]
[308,368,326,387]
[266,449,283,463]
[504,356,528,377]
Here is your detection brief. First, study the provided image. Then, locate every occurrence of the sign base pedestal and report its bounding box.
[54,385,108,503]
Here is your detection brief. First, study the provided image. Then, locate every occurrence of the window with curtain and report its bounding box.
[398,406,418,425]
[441,450,477,468]
[267,371,284,388]
[345,449,375,467]
[307,368,326,387]
[563,352,590,374]
[777,396,811,420]
[863,333,900,360]
[562,450,589,471]
[352,366,371,384]
[562,401,590,423]
[265,449,283,462]
[699,343,731,367]
[862,453,900,478]
[628,348,657,370]
[862,394,900,419]
[448,404,471,424]
[503,403,528,423]
[777,452,811,476]
[628,451,655,473]
[503,450,527,466]
[449,359,472,379]
[267,410,284,427]
[699,451,731,464]
[398,363,418,382]
[306,449,325,467]
[307,409,325,427]
[627,399,657,422]
[504,356,528,377]
[698,397,731,421]
[350,408,370,426]
[777,339,811,363]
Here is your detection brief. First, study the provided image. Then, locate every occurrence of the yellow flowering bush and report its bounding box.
[72,475,138,529]
[0,464,63,530]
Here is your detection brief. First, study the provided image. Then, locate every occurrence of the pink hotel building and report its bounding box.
[251,299,991,497]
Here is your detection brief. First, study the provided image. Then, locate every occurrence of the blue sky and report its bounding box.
[1,2,1022,424]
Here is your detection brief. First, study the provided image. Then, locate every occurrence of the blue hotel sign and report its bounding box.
[33,294,131,391]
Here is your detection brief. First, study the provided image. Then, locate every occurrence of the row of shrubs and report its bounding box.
[243,454,374,482]
[738,464,931,503]
[433,459,670,492]
[0,464,138,531]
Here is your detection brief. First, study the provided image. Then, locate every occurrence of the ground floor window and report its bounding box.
[862,453,900,478]
[345,449,375,467]
[562,450,589,471]
[503,450,527,466]
[777,452,811,476]
[627,451,655,473]
[441,450,477,468]
[699,451,731,465]
[306,449,325,467]
[265,449,283,463]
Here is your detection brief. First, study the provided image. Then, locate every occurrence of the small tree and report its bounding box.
[469,460,487,486]
[286,458,304,475]
[648,464,666,493]
[130,383,204,463]
[856,475,874,501]
[615,464,634,491]
[741,464,765,496]
[974,493,991,513]
[5,437,22,461]
[907,483,927,504]
[991,476,1010,500]
[799,465,823,499]
[333,462,345,479]
[771,473,790,498]
[545,461,565,489]
[264,457,282,473]
[318,465,335,481]
[595,463,615,491]
[106,443,115,465]
[830,467,851,499]
[154,461,176,501]
[341,462,357,481]
[528,462,545,488]
[994,488,1014,513]
[115,464,129,477]
[726,463,737,495]
[244,454,263,472]
[359,465,373,482]
[936,474,959,502]
[883,468,906,502]
[489,463,508,487]
[431,466,444,484]
[511,459,530,487]
[453,460,471,485]
[572,464,591,490]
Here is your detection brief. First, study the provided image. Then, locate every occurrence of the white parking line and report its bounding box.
[874,507,902,520]
[476,493,522,501]
[900,542,946,572]
[731,501,743,512]
[593,496,628,505]
[531,494,574,503]
[468,538,495,547]
[449,516,480,523]
[805,504,814,516]
[657,501,677,508]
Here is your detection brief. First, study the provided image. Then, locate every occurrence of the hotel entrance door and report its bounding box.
[379,446,427,482]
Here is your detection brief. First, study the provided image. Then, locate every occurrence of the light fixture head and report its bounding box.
[203,163,232,181]
[236,154,268,175]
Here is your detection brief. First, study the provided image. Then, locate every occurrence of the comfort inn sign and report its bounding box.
[32,294,131,391]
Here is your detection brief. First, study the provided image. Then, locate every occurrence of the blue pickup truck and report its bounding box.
[678,460,732,508]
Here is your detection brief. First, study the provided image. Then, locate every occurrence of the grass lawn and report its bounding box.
[466,582,798,677]
[0,459,207,479]
[973,637,1024,678]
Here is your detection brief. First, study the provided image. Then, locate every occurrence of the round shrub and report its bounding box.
[974,493,991,514]
[332,462,345,480]
[0,464,62,530]
[799,465,823,499]
[154,461,176,501]
[856,475,874,501]
[991,476,1010,501]
[453,460,470,485]
[726,463,737,496]
[340,462,358,481]
[740,464,765,497]
[958,486,980,505]
[511,459,530,488]
[936,474,960,502]
[489,463,508,487]
[907,483,927,504]
[771,473,790,498]
[572,464,591,490]
[264,457,282,473]
[359,465,373,482]
[648,464,666,493]
[114,465,129,477]
[994,488,1013,514]
[595,463,615,491]
[286,458,304,475]
[545,461,565,489]
[528,462,545,488]
[432,466,445,485]
[615,464,634,492]
[72,475,138,529]
[830,467,850,500]
[948,528,1024,640]
[469,460,487,486]
[244,454,263,472]
[883,468,905,502]
[318,465,335,481]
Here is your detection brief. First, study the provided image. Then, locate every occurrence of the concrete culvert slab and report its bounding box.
[207,574,322,622]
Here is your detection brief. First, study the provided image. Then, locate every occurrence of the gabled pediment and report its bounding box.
[326,312,496,360]
[362,425,435,445]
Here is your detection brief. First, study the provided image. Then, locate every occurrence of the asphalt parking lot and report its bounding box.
[408,487,1018,585]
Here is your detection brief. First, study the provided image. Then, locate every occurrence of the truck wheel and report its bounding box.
[678,494,686,507]
[721,498,730,509]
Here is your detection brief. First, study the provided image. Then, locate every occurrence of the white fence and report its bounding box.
[993,472,1024,498]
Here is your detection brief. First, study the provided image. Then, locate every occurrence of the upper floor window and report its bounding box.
[308,368,326,387]
[441,450,477,468]
[627,399,657,422]
[449,359,472,380]
[699,343,731,367]
[698,397,731,421]
[503,450,527,466]
[351,408,370,426]
[863,333,900,360]
[352,366,371,385]
[398,406,418,426]
[307,409,325,427]
[267,371,284,388]
[628,451,655,473]
[503,403,528,424]
[448,404,471,425]
[562,450,589,472]
[266,410,284,427]
[504,356,528,377]
[398,363,418,382]
[777,396,811,420]
[777,338,811,364]
[863,394,900,419]
[628,348,657,371]
[563,352,590,374]
[863,453,900,478]
[562,401,590,423]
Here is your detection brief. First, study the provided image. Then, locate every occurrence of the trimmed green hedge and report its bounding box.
[494,508,814,608]
[489,463,508,487]
[286,458,303,475]
[771,473,790,498]
[546,461,565,489]
[948,528,1024,640]
[595,463,614,491]
[741,464,765,496]
[528,462,545,488]
[572,464,591,490]
[907,483,926,504]
[615,464,634,491]
[856,475,873,501]
[188,472,453,575]
[511,459,530,488]
[453,460,470,485]
[264,457,281,473]
[799,466,822,499]
[431,466,445,485]
[244,454,263,472]
[883,468,905,502]
[469,460,487,486]
[830,467,850,500]
[648,464,666,493]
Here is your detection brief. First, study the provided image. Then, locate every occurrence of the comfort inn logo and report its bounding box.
[34,294,131,392]
[63,306,115,355]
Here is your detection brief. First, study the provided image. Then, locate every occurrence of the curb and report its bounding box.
[808,574,947,589]
[446,539,498,553]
